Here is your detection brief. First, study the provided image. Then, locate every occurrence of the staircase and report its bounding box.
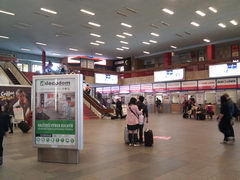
[4,68,20,85]
[84,105,99,120]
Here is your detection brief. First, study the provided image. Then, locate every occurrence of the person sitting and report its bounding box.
[196,104,206,120]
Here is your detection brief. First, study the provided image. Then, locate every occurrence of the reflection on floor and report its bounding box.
[2,113,240,180]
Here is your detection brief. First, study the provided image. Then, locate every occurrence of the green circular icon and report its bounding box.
[41,137,45,142]
[66,138,69,143]
[36,137,40,142]
[51,138,54,142]
[70,138,75,143]
[56,138,59,142]
[46,138,50,142]
[61,138,64,142]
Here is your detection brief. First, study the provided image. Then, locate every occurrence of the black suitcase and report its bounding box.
[18,121,30,133]
[144,129,153,146]
[183,113,188,119]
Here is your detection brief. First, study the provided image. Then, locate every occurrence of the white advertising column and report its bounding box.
[32,74,83,164]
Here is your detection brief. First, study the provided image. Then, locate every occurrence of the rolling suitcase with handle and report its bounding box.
[144,129,153,146]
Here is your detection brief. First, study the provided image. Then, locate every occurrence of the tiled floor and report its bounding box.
[1,113,240,180]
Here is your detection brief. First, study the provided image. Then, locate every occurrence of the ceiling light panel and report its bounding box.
[116,34,126,38]
[143,51,150,54]
[218,23,226,28]
[117,57,123,59]
[69,48,79,51]
[171,45,177,49]
[123,32,133,36]
[95,53,103,56]
[208,7,218,13]
[51,23,64,28]
[36,42,47,46]
[150,32,159,37]
[149,40,157,43]
[142,42,150,45]
[116,11,128,17]
[121,23,132,28]
[52,53,61,56]
[150,24,160,29]
[125,7,137,13]
[0,10,15,16]
[122,46,129,49]
[195,10,206,16]
[203,39,210,42]
[90,42,99,46]
[230,20,238,25]
[0,35,9,39]
[162,8,174,15]
[96,40,105,44]
[116,48,124,51]
[191,22,200,27]
[90,33,101,37]
[120,41,128,44]
[80,9,95,15]
[40,8,57,14]
[21,48,31,51]
[88,22,101,27]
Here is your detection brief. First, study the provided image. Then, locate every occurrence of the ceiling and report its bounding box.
[0,0,240,60]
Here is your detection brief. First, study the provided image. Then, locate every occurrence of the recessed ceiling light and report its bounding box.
[143,51,150,54]
[150,32,159,37]
[116,34,126,38]
[203,39,210,43]
[218,23,226,28]
[162,8,174,15]
[120,41,128,44]
[122,46,129,50]
[170,45,177,49]
[95,53,103,56]
[208,7,218,13]
[0,10,15,16]
[116,48,124,51]
[0,35,9,39]
[230,20,238,26]
[96,40,105,44]
[40,8,57,15]
[191,22,200,27]
[123,32,133,36]
[51,23,64,28]
[69,48,79,51]
[52,53,61,56]
[142,42,150,45]
[117,57,123,59]
[21,48,31,51]
[80,9,95,16]
[90,33,101,37]
[36,42,47,46]
[149,40,157,43]
[90,42,99,46]
[195,10,206,17]
[88,22,101,27]
[121,23,132,28]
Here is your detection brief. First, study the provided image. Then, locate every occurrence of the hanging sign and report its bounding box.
[166,82,181,91]
[216,78,237,89]
[102,87,111,93]
[129,84,141,93]
[141,84,153,92]
[153,83,166,92]
[120,85,130,94]
[181,81,197,90]
[111,86,120,93]
[198,79,216,90]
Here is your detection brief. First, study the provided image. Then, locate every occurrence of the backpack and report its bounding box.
[233,103,240,118]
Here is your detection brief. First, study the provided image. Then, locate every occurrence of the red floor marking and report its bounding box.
[153,136,172,140]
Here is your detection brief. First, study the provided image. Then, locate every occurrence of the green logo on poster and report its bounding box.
[41,137,45,142]
[61,138,64,142]
[56,138,59,142]
[46,138,50,142]
[51,138,54,142]
[36,137,40,142]
[70,138,74,143]
[66,138,69,143]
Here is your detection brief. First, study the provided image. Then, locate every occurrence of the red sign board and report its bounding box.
[181,81,197,90]
[130,84,141,93]
[102,87,111,93]
[217,78,237,89]
[111,86,120,93]
[153,83,166,92]
[96,87,103,93]
[120,85,130,94]
[198,80,216,90]
[166,82,181,91]
[141,84,153,92]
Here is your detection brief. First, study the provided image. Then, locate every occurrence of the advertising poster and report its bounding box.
[181,81,197,90]
[120,85,130,94]
[95,73,118,84]
[33,75,83,150]
[111,86,120,93]
[0,85,32,123]
[167,82,181,91]
[196,94,204,105]
[96,87,103,93]
[216,78,237,89]
[198,79,216,90]
[154,68,184,82]
[141,84,153,92]
[130,84,141,93]
[102,87,111,93]
[153,83,166,92]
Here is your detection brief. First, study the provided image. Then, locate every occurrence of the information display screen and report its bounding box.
[209,63,240,78]
[154,68,184,82]
[95,73,118,84]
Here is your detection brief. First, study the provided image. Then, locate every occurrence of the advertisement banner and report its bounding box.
[33,75,83,150]
[0,85,32,123]
[181,81,197,90]
[130,84,141,93]
[217,78,237,89]
[198,79,216,90]
[120,85,130,94]
[166,82,181,91]
[141,84,153,92]
[153,83,166,92]
[102,87,111,93]
[111,86,120,93]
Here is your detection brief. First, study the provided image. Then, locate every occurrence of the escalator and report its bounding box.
[4,68,20,85]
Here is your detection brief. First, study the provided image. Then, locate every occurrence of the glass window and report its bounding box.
[17,63,23,71]
[22,64,29,72]
[32,64,42,73]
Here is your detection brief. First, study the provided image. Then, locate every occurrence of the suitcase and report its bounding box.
[144,129,153,146]
[18,121,30,133]
[111,116,118,120]
[124,127,129,144]
[183,113,188,119]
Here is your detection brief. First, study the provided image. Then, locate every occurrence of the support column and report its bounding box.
[207,45,215,60]
[163,52,172,67]
[42,50,46,73]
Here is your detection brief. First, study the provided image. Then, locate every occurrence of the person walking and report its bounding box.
[3,100,14,133]
[126,97,142,146]
[155,98,161,113]
[0,105,10,166]
[137,96,148,144]
[116,99,123,119]
[217,94,234,144]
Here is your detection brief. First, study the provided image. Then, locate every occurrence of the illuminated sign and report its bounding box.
[209,63,240,78]
[154,68,184,82]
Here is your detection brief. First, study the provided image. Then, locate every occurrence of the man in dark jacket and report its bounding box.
[116,99,123,118]
[0,105,10,165]
[137,96,149,144]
